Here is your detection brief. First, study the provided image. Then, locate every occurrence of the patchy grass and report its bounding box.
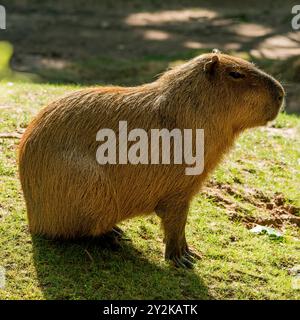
[0,82,299,300]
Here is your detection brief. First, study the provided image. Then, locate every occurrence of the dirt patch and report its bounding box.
[203,180,300,230]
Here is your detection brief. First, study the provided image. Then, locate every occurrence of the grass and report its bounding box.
[0,81,299,300]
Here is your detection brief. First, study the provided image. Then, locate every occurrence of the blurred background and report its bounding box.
[0,0,299,113]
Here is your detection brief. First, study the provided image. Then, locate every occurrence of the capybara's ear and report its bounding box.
[204,55,220,76]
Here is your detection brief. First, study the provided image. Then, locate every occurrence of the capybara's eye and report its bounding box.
[229,71,245,79]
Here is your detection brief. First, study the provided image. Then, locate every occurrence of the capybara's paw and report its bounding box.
[166,246,201,269]
[111,226,125,239]
[171,253,194,269]
[95,226,125,250]
[185,246,202,260]
[98,234,120,250]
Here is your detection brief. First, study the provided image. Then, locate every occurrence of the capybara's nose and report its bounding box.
[277,93,284,108]
[278,92,286,112]
[276,86,285,108]
[267,76,285,107]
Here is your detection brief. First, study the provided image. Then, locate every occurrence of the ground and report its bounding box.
[0,0,299,300]
[1,0,300,112]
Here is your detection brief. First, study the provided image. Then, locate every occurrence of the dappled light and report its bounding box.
[252,34,300,59]
[0,1,298,113]
[183,41,204,49]
[124,8,218,26]
[142,29,171,41]
[227,23,273,37]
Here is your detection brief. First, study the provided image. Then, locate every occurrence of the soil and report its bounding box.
[203,180,300,230]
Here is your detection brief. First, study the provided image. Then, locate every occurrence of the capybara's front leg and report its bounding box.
[156,201,201,268]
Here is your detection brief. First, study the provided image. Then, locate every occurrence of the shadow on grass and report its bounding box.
[1,0,298,86]
[31,234,212,300]
[1,1,299,113]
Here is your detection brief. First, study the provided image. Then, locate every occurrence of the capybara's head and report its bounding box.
[161,52,285,131]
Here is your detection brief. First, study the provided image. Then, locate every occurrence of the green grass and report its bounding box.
[0,82,299,300]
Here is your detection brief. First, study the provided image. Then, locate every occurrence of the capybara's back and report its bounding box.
[19,52,284,267]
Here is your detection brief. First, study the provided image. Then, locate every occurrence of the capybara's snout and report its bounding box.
[268,76,285,115]
[261,74,285,121]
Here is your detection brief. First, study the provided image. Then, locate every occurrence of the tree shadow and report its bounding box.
[0,0,299,113]
[0,1,298,81]
[31,234,212,300]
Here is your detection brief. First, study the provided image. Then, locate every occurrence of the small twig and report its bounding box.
[84,249,94,263]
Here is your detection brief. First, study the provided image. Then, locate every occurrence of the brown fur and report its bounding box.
[18,53,284,267]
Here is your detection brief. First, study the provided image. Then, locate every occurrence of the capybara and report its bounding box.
[18,52,284,268]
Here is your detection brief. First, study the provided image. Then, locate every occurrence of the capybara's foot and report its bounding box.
[185,246,202,260]
[108,226,130,241]
[96,226,126,250]
[110,226,125,239]
[166,245,201,269]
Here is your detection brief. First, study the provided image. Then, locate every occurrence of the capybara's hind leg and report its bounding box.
[156,201,201,269]
[110,226,125,239]
[93,226,126,250]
